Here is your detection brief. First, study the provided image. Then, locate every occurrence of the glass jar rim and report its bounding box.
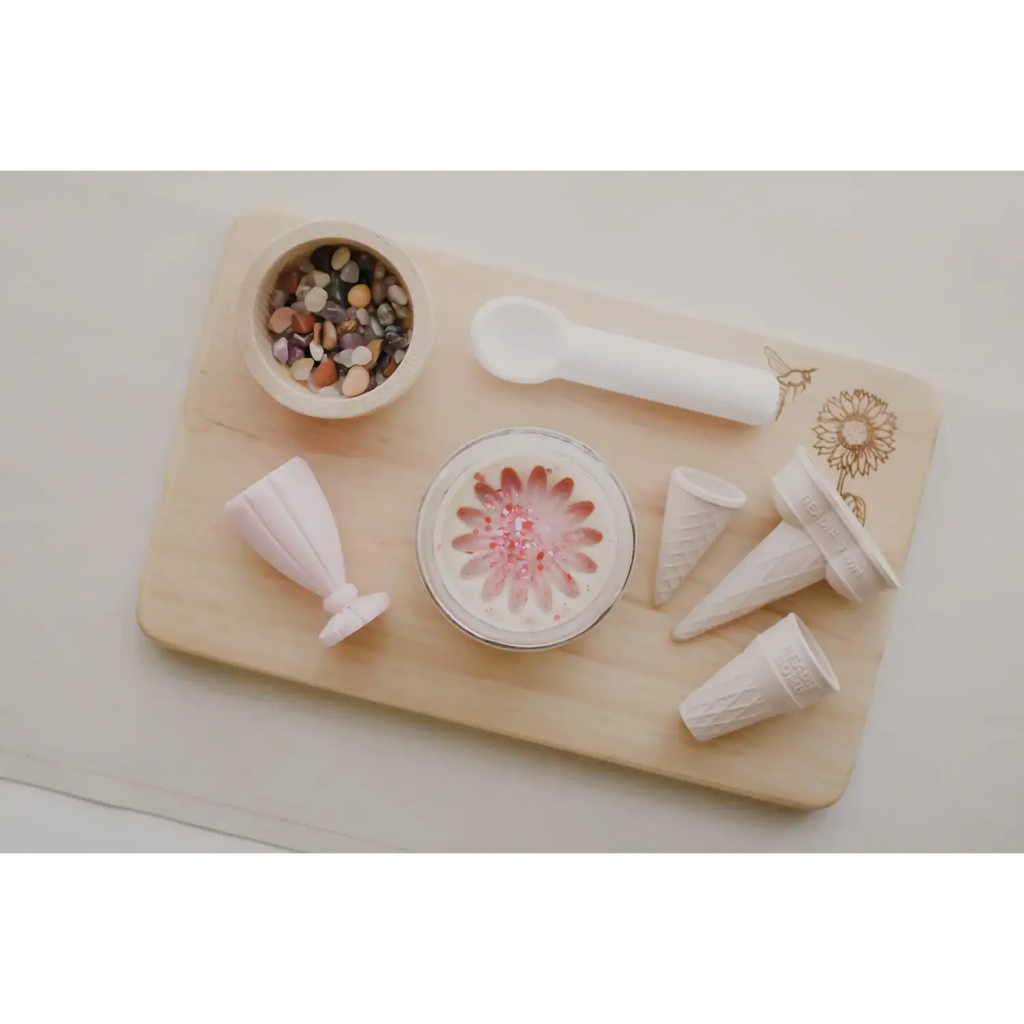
[415,427,637,651]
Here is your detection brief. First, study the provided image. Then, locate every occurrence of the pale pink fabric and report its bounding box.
[224,457,390,646]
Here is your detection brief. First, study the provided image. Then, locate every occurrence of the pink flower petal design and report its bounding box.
[461,553,493,578]
[551,566,580,598]
[500,468,523,500]
[481,570,506,600]
[452,532,494,553]
[457,507,488,527]
[451,465,599,616]
[474,481,504,509]
[565,501,594,522]
[527,465,547,499]
[550,477,573,503]
[563,527,602,546]
[532,568,553,611]
[509,577,529,613]
[559,550,598,574]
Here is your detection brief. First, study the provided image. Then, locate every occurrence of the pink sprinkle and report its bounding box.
[554,614,560,621]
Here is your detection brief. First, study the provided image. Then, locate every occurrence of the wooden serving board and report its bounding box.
[137,210,941,809]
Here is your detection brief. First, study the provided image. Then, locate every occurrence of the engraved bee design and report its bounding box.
[765,346,817,420]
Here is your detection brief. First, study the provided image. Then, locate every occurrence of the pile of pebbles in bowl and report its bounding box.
[266,243,413,397]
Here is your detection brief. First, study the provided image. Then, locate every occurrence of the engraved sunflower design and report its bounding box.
[813,389,897,525]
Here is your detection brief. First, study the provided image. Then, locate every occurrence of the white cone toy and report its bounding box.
[673,447,899,641]
[654,467,746,606]
[680,613,839,740]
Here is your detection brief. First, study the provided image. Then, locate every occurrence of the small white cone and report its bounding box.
[673,522,826,640]
[673,446,900,641]
[654,467,746,606]
[680,613,839,740]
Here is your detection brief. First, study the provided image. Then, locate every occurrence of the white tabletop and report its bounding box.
[1,172,1022,851]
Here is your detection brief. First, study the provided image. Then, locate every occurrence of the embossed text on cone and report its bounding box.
[673,447,899,641]
[654,467,746,606]
[680,614,839,740]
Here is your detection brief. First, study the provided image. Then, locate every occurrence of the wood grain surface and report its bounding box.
[137,210,941,809]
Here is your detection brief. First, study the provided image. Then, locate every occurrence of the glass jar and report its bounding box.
[416,427,637,651]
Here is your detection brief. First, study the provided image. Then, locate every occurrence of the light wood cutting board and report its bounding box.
[137,210,941,809]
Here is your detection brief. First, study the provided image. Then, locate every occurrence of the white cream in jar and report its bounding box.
[416,429,636,650]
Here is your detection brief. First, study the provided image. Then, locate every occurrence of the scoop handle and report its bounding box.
[559,323,780,425]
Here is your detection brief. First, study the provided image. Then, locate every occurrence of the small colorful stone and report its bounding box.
[371,317,384,336]
[371,281,387,306]
[341,365,370,396]
[339,318,359,334]
[311,245,335,272]
[279,270,301,293]
[321,320,338,351]
[312,270,331,288]
[290,357,314,382]
[290,299,308,314]
[311,358,339,388]
[376,302,395,326]
[341,332,364,349]
[296,283,312,302]
[383,355,398,377]
[351,345,372,366]
[309,342,324,361]
[272,337,290,363]
[394,348,406,364]
[270,289,289,309]
[355,308,370,325]
[330,246,351,271]
[292,311,316,334]
[321,302,347,323]
[347,284,372,308]
[400,307,413,328]
[335,348,356,368]
[374,260,387,281]
[299,259,315,274]
[288,343,307,363]
[339,260,360,284]
[268,307,294,334]
[364,337,383,368]
[387,284,408,306]
[304,287,328,314]
[327,276,347,304]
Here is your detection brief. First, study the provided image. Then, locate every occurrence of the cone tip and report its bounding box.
[672,616,704,642]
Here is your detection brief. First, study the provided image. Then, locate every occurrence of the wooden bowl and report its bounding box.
[237,219,433,418]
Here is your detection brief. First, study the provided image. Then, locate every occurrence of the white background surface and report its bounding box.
[1,172,1022,851]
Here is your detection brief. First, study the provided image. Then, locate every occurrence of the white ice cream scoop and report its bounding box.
[470,296,780,425]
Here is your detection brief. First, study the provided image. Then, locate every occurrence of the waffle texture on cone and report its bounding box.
[654,467,745,606]
[680,613,839,740]
[673,447,899,641]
